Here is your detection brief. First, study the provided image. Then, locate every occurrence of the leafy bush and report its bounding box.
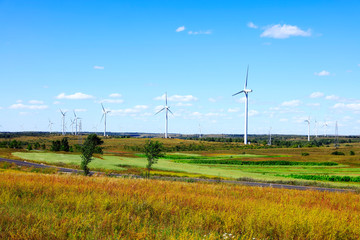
[331,151,345,155]
[301,152,309,156]
[283,174,360,183]
[350,150,355,155]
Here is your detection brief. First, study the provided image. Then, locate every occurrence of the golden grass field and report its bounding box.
[1,170,359,239]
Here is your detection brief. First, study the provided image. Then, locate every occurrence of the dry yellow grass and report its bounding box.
[0,170,359,239]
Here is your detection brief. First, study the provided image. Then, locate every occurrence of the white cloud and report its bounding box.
[28,100,44,104]
[9,103,48,110]
[247,22,258,29]
[333,103,360,112]
[235,97,246,103]
[314,70,330,76]
[228,108,241,113]
[307,103,320,107]
[111,105,149,116]
[93,66,104,70]
[260,24,311,39]
[176,26,185,32]
[176,102,192,107]
[281,100,301,107]
[325,95,340,100]
[16,100,23,103]
[74,109,87,112]
[100,99,124,104]
[279,118,288,122]
[109,93,122,98]
[56,92,94,100]
[188,30,212,35]
[208,98,217,103]
[53,101,61,105]
[358,64,360,67]
[155,94,197,102]
[248,110,259,117]
[309,92,324,98]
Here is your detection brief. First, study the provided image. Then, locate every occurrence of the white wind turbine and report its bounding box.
[155,92,174,138]
[323,121,328,137]
[304,117,310,141]
[59,109,67,135]
[232,65,253,145]
[101,104,111,137]
[48,120,54,134]
[73,111,81,136]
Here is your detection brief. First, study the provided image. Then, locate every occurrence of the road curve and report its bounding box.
[0,157,354,193]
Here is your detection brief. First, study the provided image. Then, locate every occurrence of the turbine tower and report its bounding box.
[59,109,67,135]
[101,104,111,137]
[304,117,310,141]
[323,121,328,137]
[48,120,54,134]
[155,92,174,138]
[73,111,81,136]
[232,65,253,145]
[268,127,272,146]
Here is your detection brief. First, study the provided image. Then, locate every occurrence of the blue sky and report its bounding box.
[1,0,360,135]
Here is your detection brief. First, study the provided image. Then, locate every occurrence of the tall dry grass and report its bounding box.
[0,171,359,239]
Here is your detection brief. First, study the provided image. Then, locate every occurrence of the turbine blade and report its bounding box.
[100,113,105,123]
[168,109,174,116]
[244,65,249,89]
[101,103,105,112]
[73,110,76,117]
[232,90,245,96]
[155,108,165,115]
[60,109,64,115]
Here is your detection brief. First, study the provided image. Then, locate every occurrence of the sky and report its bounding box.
[1,0,360,135]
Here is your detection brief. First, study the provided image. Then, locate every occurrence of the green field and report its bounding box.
[12,150,360,188]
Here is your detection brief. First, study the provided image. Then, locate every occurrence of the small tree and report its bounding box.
[60,137,70,152]
[81,134,104,176]
[143,140,164,177]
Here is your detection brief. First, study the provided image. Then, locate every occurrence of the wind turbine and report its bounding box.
[155,92,174,138]
[323,121,328,137]
[70,119,75,135]
[304,117,310,141]
[101,104,111,137]
[268,127,272,146]
[59,109,67,135]
[73,111,81,136]
[48,120,54,134]
[232,65,253,145]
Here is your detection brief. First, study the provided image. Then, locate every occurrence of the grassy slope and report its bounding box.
[1,171,359,239]
[12,151,360,188]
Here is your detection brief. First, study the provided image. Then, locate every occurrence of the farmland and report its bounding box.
[2,135,360,188]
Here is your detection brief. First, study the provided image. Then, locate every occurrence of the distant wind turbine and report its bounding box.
[101,104,111,137]
[48,120,54,134]
[155,92,174,138]
[73,111,81,136]
[304,117,310,141]
[323,121,328,137]
[59,109,67,135]
[232,65,253,145]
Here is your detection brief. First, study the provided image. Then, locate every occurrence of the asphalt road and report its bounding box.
[0,157,354,193]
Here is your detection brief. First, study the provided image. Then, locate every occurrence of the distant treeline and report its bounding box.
[187,137,358,148]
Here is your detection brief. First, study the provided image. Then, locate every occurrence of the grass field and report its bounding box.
[2,136,360,188]
[1,170,359,239]
[12,149,360,188]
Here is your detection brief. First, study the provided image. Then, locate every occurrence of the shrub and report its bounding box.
[350,150,355,155]
[331,151,345,155]
[301,152,309,156]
